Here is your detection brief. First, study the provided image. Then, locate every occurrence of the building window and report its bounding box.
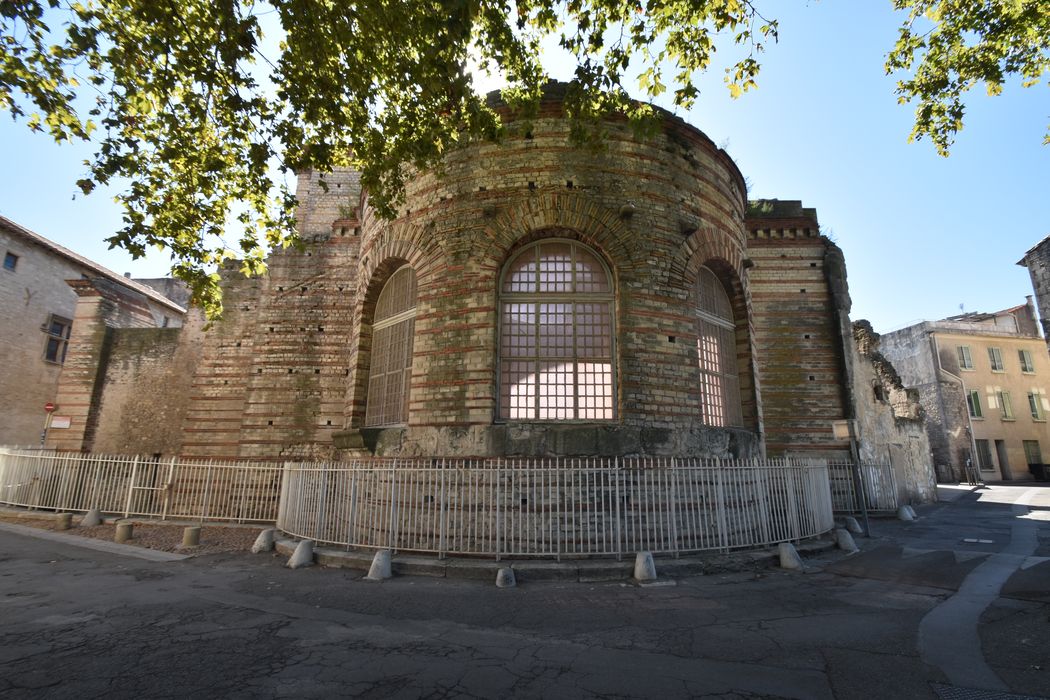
[957,345,973,370]
[967,390,983,418]
[1028,392,1044,421]
[364,266,417,427]
[997,390,1013,420]
[696,267,743,427]
[1019,349,1035,373]
[988,347,1005,372]
[43,315,72,364]
[499,239,614,420]
[1023,440,1043,466]
[974,439,994,471]
[3,252,17,271]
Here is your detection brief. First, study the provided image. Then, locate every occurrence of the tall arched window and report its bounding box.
[696,266,743,427]
[365,266,417,427]
[499,240,614,420]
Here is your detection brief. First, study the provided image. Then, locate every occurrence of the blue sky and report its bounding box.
[0,1,1046,333]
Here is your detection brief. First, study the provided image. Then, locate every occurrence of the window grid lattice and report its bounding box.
[696,267,743,428]
[500,241,614,421]
[365,267,417,427]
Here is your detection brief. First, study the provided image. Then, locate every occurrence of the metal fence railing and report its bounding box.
[0,448,837,558]
[277,458,835,558]
[0,448,281,523]
[827,460,899,514]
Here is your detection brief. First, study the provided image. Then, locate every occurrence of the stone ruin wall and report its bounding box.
[851,321,935,504]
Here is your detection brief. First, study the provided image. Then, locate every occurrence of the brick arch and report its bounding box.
[678,225,747,285]
[359,220,437,294]
[348,222,436,429]
[476,192,641,271]
[680,229,761,434]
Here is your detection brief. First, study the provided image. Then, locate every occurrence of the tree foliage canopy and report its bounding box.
[1,0,1045,316]
[886,0,1048,155]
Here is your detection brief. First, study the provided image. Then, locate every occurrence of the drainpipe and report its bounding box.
[930,332,977,483]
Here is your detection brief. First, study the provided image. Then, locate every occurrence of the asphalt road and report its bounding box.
[1,484,1048,699]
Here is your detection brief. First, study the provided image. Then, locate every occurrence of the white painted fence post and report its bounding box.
[161,456,176,521]
[124,455,140,519]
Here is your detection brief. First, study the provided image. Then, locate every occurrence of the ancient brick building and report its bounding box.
[36,87,919,469]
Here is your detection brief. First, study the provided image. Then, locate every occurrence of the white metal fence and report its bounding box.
[0,448,837,558]
[827,460,899,514]
[278,458,835,558]
[0,448,281,522]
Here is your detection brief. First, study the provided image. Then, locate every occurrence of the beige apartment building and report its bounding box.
[881,300,1049,482]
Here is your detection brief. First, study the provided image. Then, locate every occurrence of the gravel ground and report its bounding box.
[0,512,263,554]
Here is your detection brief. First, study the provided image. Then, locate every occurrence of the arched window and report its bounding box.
[365,266,417,427]
[696,266,743,427]
[499,240,614,420]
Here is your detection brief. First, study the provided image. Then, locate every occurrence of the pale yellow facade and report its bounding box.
[938,331,1050,481]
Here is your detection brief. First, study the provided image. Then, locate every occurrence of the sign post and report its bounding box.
[40,402,56,448]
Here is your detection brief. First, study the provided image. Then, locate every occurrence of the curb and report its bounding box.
[0,520,189,562]
[273,537,836,582]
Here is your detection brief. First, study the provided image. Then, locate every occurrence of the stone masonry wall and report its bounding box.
[181,169,362,461]
[852,321,935,503]
[90,315,205,456]
[179,265,264,459]
[879,324,964,481]
[746,207,851,459]
[46,279,163,452]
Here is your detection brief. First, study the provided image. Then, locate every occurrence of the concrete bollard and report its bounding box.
[114,521,133,543]
[495,567,516,588]
[835,528,859,553]
[844,516,863,535]
[181,526,201,548]
[778,542,804,570]
[904,505,918,520]
[56,513,73,531]
[81,508,102,527]
[633,551,657,582]
[366,549,392,581]
[897,505,915,522]
[251,528,276,553]
[287,539,314,569]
